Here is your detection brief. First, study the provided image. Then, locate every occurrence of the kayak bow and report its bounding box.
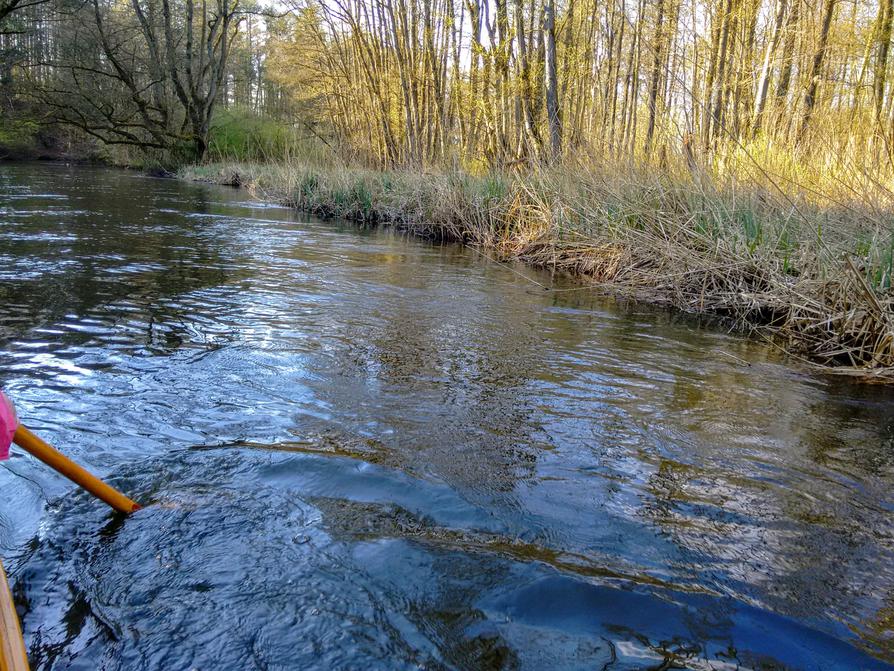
[0,559,28,671]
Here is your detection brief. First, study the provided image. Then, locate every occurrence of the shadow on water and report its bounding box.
[0,163,893,669]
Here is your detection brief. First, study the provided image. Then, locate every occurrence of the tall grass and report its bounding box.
[180,158,894,380]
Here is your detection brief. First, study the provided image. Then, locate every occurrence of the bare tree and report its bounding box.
[798,0,836,141]
[543,0,560,160]
[0,0,47,31]
[32,0,241,159]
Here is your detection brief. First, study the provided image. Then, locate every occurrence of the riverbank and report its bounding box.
[179,161,894,381]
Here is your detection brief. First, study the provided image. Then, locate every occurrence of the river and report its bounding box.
[1,162,892,670]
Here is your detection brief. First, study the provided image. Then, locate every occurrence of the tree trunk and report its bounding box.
[708,0,732,143]
[644,0,666,152]
[875,0,893,120]
[797,0,836,142]
[772,0,799,135]
[544,0,561,160]
[752,0,787,135]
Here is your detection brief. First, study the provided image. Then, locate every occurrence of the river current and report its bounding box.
[0,163,892,670]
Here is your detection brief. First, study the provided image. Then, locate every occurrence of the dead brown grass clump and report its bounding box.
[780,258,894,378]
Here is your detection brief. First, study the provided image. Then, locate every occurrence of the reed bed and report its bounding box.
[180,160,894,381]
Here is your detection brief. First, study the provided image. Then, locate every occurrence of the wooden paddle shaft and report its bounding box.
[0,559,28,671]
[12,426,140,514]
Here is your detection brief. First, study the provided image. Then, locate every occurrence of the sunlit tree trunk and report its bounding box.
[752,0,787,136]
[644,0,666,152]
[874,0,893,121]
[773,0,799,135]
[798,0,836,142]
[544,0,561,160]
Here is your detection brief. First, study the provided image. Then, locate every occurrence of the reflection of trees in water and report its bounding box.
[390,547,522,670]
[799,380,894,476]
[539,299,894,654]
[776,384,894,658]
[863,591,894,664]
[6,164,894,664]
[638,361,894,657]
[0,165,255,378]
[312,253,551,496]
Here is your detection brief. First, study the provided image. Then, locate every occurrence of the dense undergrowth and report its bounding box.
[181,159,894,380]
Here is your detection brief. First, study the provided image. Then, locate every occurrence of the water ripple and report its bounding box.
[1,163,892,669]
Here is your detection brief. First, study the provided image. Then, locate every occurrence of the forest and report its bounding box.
[5,0,894,169]
[1,0,893,376]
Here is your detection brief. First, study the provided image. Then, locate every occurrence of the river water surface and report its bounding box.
[1,163,893,670]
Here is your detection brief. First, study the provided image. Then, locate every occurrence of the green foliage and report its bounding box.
[880,243,893,291]
[737,208,762,253]
[208,109,300,163]
[298,173,319,204]
[479,174,508,202]
[0,117,39,154]
[774,226,798,275]
[867,237,894,291]
[351,180,373,217]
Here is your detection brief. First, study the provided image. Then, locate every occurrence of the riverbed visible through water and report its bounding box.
[1,162,893,670]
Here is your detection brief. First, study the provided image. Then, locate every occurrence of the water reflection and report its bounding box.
[0,163,892,669]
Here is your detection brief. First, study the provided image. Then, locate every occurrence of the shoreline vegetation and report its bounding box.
[4,0,894,382]
[180,159,894,382]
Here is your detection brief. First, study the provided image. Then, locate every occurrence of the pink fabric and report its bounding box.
[0,391,17,460]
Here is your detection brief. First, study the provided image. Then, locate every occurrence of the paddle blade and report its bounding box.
[0,392,17,460]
